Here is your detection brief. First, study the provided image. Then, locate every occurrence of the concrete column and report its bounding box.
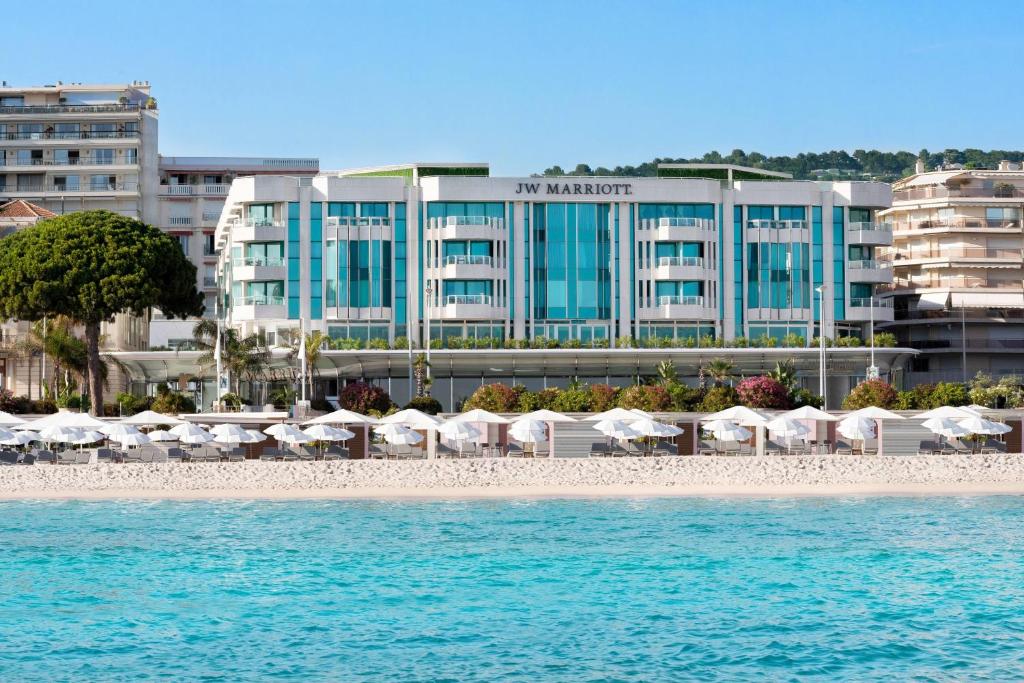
[722,192,736,340]
[512,201,526,339]
[820,192,836,338]
[407,187,422,346]
[617,203,632,340]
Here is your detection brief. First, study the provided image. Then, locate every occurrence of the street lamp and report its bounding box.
[815,285,827,408]
[424,282,433,374]
[867,288,878,380]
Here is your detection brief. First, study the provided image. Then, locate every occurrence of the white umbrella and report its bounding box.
[766,416,811,440]
[437,421,481,442]
[964,404,991,414]
[586,407,643,422]
[245,429,266,443]
[837,416,876,441]
[0,411,26,427]
[782,406,837,421]
[630,418,683,438]
[278,425,312,445]
[922,416,970,438]
[146,430,179,442]
[264,423,298,440]
[303,424,353,441]
[73,430,106,444]
[508,418,547,443]
[114,432,152,448]
[702,419,752,442]
[702,406,768,426]
[518,409,576,423]
[378,409,442,429]
[39,425,84,443]
[120,410,185,427]
[918,406,974,421]
[303,408,378,425]
[592,419,641,440]
[0,426,16,442]
[22,412,107,431]
[374,423,423,445]
[214,424,261,444]
[100,423,143,438]
[170,423,215,445]
[0,430,39,446]
[847,406,905,420]
[957,415,1011,436]
[628,408,655,420]
[451,408,510,424]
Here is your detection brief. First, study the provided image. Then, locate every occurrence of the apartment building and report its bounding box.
[151,157,319,349]
[880,160,1024,383]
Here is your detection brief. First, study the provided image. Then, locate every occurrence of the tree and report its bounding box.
[412,353,432,397]
[842,379,898,410]
[193,320,271,399]
[704,358,735,386]
[0,211,203,414]
[655,359,678,385]
[283,329,329,399]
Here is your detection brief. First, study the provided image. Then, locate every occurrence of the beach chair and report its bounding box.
[437,443,460,459]
[588,442,609,457]
[226,449,245,463]
[368,444,387,460]
[653,440,678,457]
[259,447,281,461]
[167,447,184,462]
[56,450,78,465]
[835,441,853,456]
[21,453,35,465]
[861,445,878,456]
[738,443,753,456]
[917,440,937,455]
[982,438,1006,454]
[75,451,91,465]
[122,450,143,463]
[765,441,782,457]
[35,450,55,465]
[96,447,114,462]
[0,452,18,465]
[949,439,973,455]
[324,445,347,460]
[150,450,169,463]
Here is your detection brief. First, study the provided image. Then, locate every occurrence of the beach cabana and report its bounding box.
[303,409,377,458]
[701,419,753,454]
[449,409,508,456]
[702,406,768,455]
[837,416,875,453]
[781,406,837,453]
[437,421,481,457]
[846,406,905,456]
[518,409,576,457]
[765,416,810,453]
[508,418,548,456]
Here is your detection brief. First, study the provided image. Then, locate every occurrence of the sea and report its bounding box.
[2,496,1024,681]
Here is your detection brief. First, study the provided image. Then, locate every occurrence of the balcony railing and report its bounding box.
[883,275,1022,291]
[445,294,491,306]
[658,295,704,306]
[239,219,285,229]
[848,221,892,232]
[159,184,230,196]
[203,276,217,287]
[234,256,285,268]
[168,217,192,226]
[8,182,138,193]
[891,218,1022,232]
[747,219,808,230]
[443,254,492,267]
[656,217,714,229]
[238,295,285,306]
[0,130,140,141]
[847,259,890,270]
[887,247,1023,261]
[0,156,131,167]
[894,185,1024,201]
[0,103,141,114]
[445,216,496,227]
[849,297,893,308]
[326,216,391,228]
[656,256,703,267]
[202,211,221,222]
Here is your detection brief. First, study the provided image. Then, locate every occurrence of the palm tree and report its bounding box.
[17,317,110,402]
[193,320,270,399]
[412,352,431,397]
[285,329,330,399]
[704,358,735,387]
[768,360,797,394]
[655,359,678,385]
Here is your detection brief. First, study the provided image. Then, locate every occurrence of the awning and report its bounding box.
[951,292,1024,309]
[896,171,968,188]
[916,291,950,310]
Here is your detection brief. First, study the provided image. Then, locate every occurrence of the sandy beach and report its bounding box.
[3,456,1024,500]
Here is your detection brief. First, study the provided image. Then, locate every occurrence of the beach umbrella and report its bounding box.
[113,432,151,448]
[847,406,905,421]
[837,416,876,441]
[438,420,481,441]
[303,408,378,425]
[245,429,266,443]
[0,411,26,428]
[964,404,991,415]
[917,406,974,421]
[147,430,179,442]
[702,406,768,426]
[518,409,576,423]
[264,423,299,440]
[451,408,510,424]
[378,408,442,429]
[766,416,811,440]
[592,419,641,440]
[214,424,261,444]
[73,430,106,444]
[0,430,38,446]
[39,425,84,443]
[702,419,752,442]
[169,423,215,446]
[303,424,350,441]
[782,406,837,421]
[22,412,107,431]
[0,426,16,443]
[585,407,643,422]
[957,415,1011,436]
[100,423,143,438]
[630,418,683,438]
[373,423,423,445]
[120,410,185,427]
[278,425,312,445]
[509,418,547,443]
[628,408,655,420]
[922,416,970,438]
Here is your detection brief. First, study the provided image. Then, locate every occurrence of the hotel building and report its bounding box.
[880,161,1024,383]
[198,163,906,409]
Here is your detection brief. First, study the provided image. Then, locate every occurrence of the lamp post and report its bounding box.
[424,283,433,376]
[867,289,878,380]
[816,285,827,408]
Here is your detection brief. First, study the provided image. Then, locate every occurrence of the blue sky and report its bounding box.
[9,0,1023,174]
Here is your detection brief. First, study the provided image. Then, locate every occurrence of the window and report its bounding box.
[53,175,80,191]
[203,175,223,184]
[54,123,80,139]
[249,203,275,226]
[204,234,216,256]
[91,123,116,138]
[169,173,188,185]
[0,96,25,106]
[124,148,138,164]
[17,174,43,191]
[173,235,189,254]
[16,149,42,165]
[124,121,138,135]
[93,149,115,165]
[18,124,43,139]
[90,175,115,190]
[54,149,80,165]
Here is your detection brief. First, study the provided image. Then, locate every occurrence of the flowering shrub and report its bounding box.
[699,386,739,412]
[842,379,898,410]
[736,376,791,410]
[339,382,393,415]
[462,383,523,412]
[587,384,618,412]
[617,384,672,411]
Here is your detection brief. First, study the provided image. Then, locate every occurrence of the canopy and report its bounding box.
[847,406,905,420]
[782,406,837,421]
[119,410,185,427]
[518,409,576,423]
[437,421,481,442]
[303,408,377,426]
[378,409,442,429]
[450,408,510,424]
[922,416,970,438]
[586,408,642,422]
[0,411,26,427]
[702,406,768,426]
[702,419,752,442]
[509,418,547,443]
[952,292,1024,308]
[917,406,974,420]
[21,412,107,431]
[957,416,1011,436]
[592,419,640,440]
[837,416,875,441]
[374,423,423,445]
[629,418,683,438]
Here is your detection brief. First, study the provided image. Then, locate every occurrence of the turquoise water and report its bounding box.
[3,498,1024,681]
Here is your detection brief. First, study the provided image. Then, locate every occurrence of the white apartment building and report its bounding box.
[880,160,1024,383]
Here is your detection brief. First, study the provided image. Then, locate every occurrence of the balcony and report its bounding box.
[653,217,715,241]
[0,156,138,170]
[887,247,1023,267]
[0,130,140,143]
[652,256,706,280]
[159,184,230,196]
[847,222,893,246]
[232,256,286,281]
[845,297,894,322]
[325,216,391,229]
[2,182,139,196]
[440,254,497,279]
[232,295,286,322]
[894,185,1024,202]
[168,217,192,227]
[882,275,1022,292]
[229,220,286,242]
[203,276,217,288]
[435,215,503,241]
[639,295,712,320]
[890,217,1022,234]
[433,294,497,320]
[847,260,893,284]
[747,219,808,230]
[0,103,141,115]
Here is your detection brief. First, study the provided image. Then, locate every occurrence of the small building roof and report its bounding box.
[657,163,792,181]
[0,200,56,219]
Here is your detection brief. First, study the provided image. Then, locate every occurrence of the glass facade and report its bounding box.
[532,203,612,323]
[832,207,846,320]
[287,202,300,319]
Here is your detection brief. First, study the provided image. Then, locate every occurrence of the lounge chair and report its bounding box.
[862,446,878,456]
[835,441,853,456]
[0,452,18,465]
[259,447,281,461]
[324,445,348,460]
[35,450,55,465]
[56,450,79,465]
[437,443,460,459]
[226,449,245,462]
[917,440,938,455]
[150,451,169,463]
[167,447,184,462]
[982,438,1006,454]
[96,448,114,462]
[369,444,387,460]
[588,442,611,457]
[21,453,35,465]
[653,440,678,457]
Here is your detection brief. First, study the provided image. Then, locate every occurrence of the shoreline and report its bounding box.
[3,456,1024,501]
